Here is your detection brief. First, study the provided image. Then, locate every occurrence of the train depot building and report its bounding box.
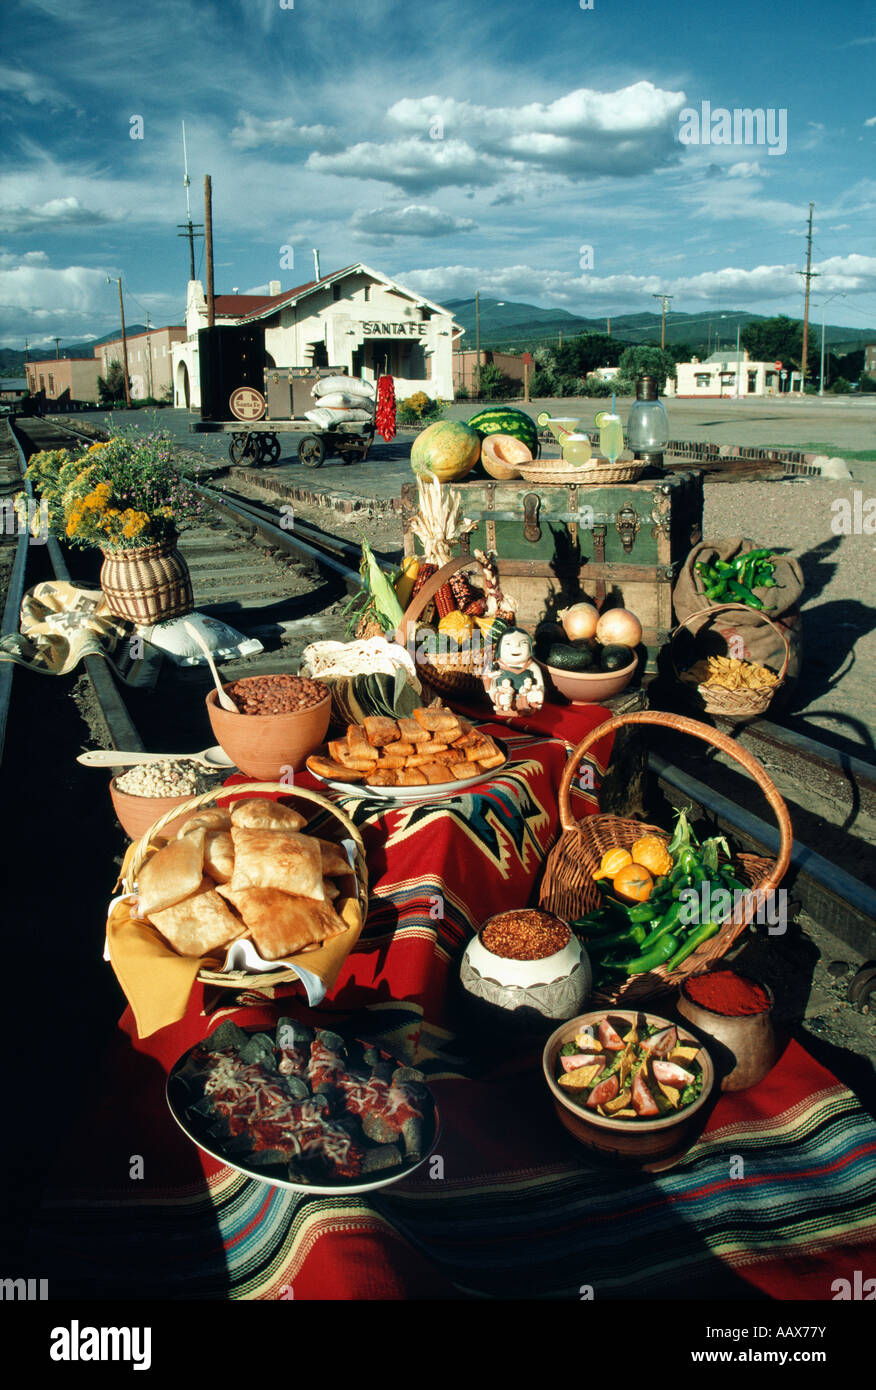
[173,263,462,410]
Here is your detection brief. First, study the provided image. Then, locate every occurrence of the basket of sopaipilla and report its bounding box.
[538,711,793,1005]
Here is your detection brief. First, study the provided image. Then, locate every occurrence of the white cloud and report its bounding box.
[0,195,121,234]
[399,253,876,311]
[865,116,876,127]
[310,82,686,191]
[727,162,762,179]
[0,63,70,107]
[229,113,343,152]
[350,204,476,238]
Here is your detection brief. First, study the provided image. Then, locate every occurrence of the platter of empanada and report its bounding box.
[117,788,368,981]
[305,706,508,801]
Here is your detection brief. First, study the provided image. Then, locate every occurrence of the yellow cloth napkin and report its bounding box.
[107,894,363,1039]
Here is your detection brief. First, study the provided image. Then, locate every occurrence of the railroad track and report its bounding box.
[2,414,875,961]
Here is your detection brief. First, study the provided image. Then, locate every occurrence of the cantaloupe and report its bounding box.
[480,433,533,480]
[411,420,481,482]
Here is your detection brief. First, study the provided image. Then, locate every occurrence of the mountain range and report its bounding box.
[444,299,875,357]
[0,327,148,379]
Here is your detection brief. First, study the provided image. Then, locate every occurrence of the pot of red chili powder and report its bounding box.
[678,969,778,1093]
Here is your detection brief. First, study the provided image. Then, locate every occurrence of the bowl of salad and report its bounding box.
[543,1009,715,1169]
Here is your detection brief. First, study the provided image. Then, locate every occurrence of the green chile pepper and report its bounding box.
[589,925,648,953]
[626,900,662,922]
[663,920,721,972]
[640,901,685,947]
[617,932,680,974]
[725,578,764,609]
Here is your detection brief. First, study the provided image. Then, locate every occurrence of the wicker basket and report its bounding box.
[518,458,646,486]
[395,554,492,701]
[100,538,194,625]
[672,602,790,718]
[120,780,369,990]
[538,711,793,1005]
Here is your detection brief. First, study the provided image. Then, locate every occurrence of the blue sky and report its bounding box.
[2,0,875,351]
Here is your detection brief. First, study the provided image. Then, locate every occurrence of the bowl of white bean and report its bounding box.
[109,760,225,841]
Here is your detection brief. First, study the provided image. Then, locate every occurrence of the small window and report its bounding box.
[748,372,757,390]
[39,375,45,391]
[332,284,341,302]
[695,373,711,388]
[363,285,371,302]
[48,374,54,393]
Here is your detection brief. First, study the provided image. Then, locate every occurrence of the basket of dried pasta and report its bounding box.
[671,602,789,718]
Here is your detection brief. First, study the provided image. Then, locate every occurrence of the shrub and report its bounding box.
[397,392,444,426]
[830,376,851,394]
[454,383,470,401]
[475,362,518,400]
[859,373,876,394]
[583,375,613,397]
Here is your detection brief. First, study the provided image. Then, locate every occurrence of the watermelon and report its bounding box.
[411,420,481,482]
[467,407,540,458]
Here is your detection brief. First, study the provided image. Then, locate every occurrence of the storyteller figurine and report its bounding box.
[484,627,545,715]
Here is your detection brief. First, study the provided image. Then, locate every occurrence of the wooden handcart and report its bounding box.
[191,417,376,469]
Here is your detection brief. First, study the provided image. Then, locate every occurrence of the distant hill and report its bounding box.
[0,326,148,376]
[445,298,875,358]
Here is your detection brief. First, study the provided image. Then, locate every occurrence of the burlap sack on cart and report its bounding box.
[673,537,804,679]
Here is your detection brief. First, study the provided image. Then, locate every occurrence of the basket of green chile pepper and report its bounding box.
[538,711,794,1007]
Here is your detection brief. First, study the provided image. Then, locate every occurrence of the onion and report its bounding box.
[559,602,599,642]
[596,608,643,649]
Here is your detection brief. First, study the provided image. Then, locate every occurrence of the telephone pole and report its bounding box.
[606,317,611,337]
[652,294,673,349]
[107,276,132,407]
[204,175,215,328]
[798,202,818,391]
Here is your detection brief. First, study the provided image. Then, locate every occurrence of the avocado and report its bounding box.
[547,642,597,672]
[600,644,635,672]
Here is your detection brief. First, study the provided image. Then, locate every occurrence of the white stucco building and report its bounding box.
[173,263,462,410]
[674,351,802,397]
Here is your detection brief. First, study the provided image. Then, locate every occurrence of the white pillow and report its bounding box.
[317,391,375,410]
[304,407,374,428]
[313,375,375,400]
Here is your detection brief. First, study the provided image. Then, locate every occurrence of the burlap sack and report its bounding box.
[673,537,804,680]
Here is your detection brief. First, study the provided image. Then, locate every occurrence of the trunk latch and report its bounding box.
[522,492,541,543]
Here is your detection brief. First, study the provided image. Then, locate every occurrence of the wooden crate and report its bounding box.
[402,472,704,672]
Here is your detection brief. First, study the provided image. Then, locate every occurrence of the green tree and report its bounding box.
[614,345,677,394]
[740,315,821,381]
[859,373,876,395]
[552,332,623,378]
[98,359,128,404]
[830,376,851,394]
[475,362,518,400]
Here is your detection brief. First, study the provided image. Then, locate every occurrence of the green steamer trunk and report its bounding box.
[401,472,704,673]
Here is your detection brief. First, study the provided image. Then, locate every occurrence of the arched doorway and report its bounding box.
[176,361,190,408]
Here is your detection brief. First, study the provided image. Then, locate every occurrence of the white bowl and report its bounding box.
[460,913,591,1022]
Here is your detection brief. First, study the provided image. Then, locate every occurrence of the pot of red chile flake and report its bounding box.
[678,970,778,1093]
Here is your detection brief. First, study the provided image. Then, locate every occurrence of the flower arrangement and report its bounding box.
[26,430,209,551]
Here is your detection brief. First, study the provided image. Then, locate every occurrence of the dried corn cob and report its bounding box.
[463,596,487,617]
[410,561,438,599]
[448,569,477,611]
[434,582,457,618]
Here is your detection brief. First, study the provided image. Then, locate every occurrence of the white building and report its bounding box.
[674,350,802,397]
[173,263,462,410]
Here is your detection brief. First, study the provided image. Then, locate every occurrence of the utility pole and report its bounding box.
[475,290,480,400]
[177,123,203,280]
[107,276,132,407]
[798,202,818,392]
[204,175,215,328]
[652,294,673,350]
[606,317,611,337]
[53,337,61,359]
[144,311,154,399]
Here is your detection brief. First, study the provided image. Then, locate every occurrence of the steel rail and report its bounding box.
[7,420,143,752]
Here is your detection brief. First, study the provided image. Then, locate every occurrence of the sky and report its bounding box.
[1,0,875,353]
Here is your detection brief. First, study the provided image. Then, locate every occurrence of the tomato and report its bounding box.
[587,1074,620,1110]
[631,1066,660,1116]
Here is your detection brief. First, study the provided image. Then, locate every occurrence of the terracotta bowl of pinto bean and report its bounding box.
[543,1009,715,1172]
[206,673,331,781]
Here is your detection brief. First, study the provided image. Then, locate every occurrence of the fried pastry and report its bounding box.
[229,827,324,900]
[138,828,207,917]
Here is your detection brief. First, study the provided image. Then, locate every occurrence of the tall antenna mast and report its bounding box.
[177,121,204,281]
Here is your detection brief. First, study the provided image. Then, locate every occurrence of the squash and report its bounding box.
[411,421,481,482]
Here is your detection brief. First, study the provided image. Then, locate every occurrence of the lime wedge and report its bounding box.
[594,410,609,427]
[536,411,551,427]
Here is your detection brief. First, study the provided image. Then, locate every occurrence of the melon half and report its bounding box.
[480,433,533,480]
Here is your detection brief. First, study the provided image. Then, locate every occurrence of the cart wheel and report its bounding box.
[262,432,281,464]
[229,432,248,464]
[298,435,326,468]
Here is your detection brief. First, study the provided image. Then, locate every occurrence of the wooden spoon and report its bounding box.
[78,746,235,770]
[183,620,238,711]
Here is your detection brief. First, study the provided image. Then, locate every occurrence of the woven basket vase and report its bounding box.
[538,711,793,1005]
[672,601,790,719]
[100,538,194,625]
[395,554,492,701]
[120,780,369,991]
